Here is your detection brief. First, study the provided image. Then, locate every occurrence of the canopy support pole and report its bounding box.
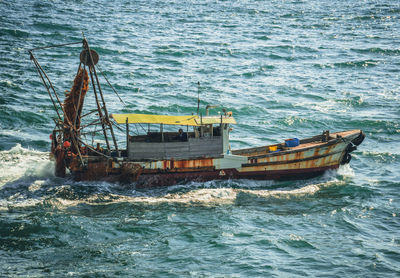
[126,117,129,157]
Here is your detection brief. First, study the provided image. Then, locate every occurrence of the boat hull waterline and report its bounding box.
[65,130,364,188]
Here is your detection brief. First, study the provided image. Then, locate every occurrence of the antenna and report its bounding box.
[197,81,200,115]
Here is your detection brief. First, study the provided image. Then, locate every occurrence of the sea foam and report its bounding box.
[0,144,54,187]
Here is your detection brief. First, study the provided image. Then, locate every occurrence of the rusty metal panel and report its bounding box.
[239,152,343,173]
[254,141,347,164]
[174,158,214,168]
[142,157,214,170]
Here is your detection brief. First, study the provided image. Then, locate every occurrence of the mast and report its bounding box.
[29,37,123,172]
[82,38,119,156]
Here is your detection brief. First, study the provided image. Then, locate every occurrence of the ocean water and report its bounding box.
[1,0,400,276]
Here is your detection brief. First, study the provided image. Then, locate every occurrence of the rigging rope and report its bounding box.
[96,63,127,107]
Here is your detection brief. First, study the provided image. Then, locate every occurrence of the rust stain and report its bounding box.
[314,147,320,157]
[156,158,215,170]
[78,160,108,180]
[326,144,333,155]
[173,158,214,169]
[320,156,327,167]
[162,160,169,169]
[120,162,142,182]
[307,158,317,168]
[69,157,143,183]
[142,166,215,174]
[294,151,304,161]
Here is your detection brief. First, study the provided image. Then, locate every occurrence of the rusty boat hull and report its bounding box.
[64,129,365,188]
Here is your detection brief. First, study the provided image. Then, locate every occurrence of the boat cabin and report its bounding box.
[111,113,236,161]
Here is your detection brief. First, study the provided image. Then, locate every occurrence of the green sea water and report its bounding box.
[1,0,400,277]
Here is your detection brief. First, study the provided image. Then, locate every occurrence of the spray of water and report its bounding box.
[0,144,54,187]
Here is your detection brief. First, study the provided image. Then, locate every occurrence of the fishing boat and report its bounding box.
[29,38,365,188]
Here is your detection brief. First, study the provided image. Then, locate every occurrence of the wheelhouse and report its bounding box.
[111,112,236,161]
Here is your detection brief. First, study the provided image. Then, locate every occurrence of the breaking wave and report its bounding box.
[3,179,347,212]
[0,144,54,187]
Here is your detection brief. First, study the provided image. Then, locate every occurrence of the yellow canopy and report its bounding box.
[111,113,236,126]
[111,114,199,126]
